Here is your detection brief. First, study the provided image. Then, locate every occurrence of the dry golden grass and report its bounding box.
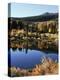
[9,57,58,77]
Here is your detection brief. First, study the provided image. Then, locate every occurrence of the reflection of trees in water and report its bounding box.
[12,47,17,51]
[18,48,22,51]
[11,38,39,53]
[24,38,28,54]
[10,37,58,53]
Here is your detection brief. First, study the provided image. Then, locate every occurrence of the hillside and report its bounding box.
[9,12,58,22]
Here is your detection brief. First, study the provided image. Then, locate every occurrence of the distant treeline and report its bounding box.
[8,12,58,33]
[8,12,58,22]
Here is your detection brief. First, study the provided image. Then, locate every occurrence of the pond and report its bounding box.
[8,48,58,69]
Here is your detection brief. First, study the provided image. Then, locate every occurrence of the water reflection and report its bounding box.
[9,37,58,53]
[8,48,58,69]
[8,37,58,68]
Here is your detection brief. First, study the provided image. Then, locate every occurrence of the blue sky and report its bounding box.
[9,3,58,17]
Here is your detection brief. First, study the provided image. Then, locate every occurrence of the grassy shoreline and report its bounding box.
[8,57,58,77]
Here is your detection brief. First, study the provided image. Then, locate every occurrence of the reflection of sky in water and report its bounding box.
[8,48,58,69]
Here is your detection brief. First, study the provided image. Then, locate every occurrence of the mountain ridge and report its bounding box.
[8,12,58,22]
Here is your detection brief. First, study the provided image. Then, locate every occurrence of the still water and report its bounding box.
[8,48,58,69]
